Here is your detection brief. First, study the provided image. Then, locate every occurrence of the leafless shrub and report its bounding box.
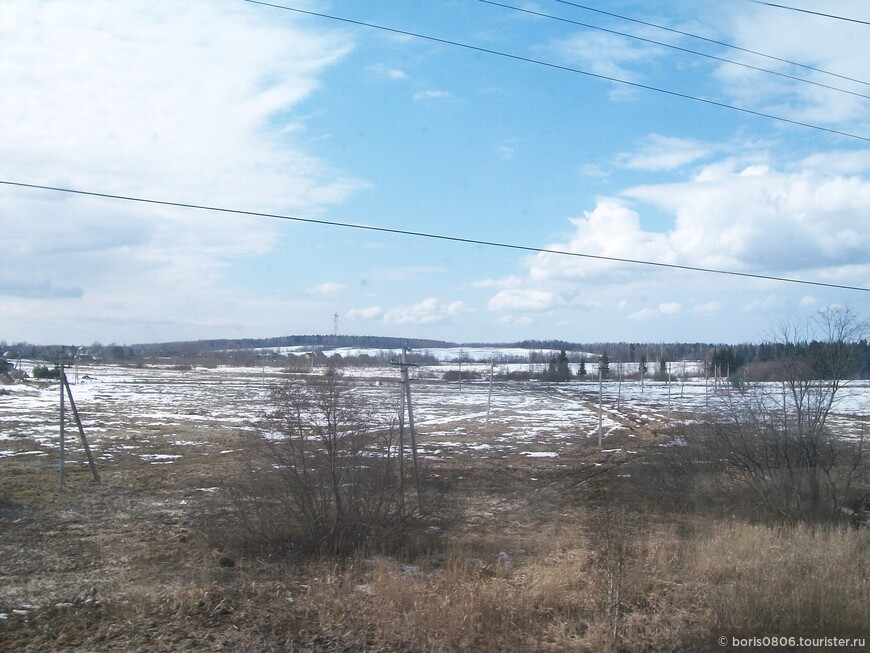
[661,307,870,522]
[207,369,447,556]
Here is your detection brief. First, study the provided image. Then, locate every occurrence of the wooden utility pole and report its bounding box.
[485,359,494,434]
[59,351,66,489]
[598,365,603,449]
[58,348,100,488]
[392,345,422,513]
[62,371,100,483]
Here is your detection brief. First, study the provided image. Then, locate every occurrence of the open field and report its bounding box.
[1,360,869,651]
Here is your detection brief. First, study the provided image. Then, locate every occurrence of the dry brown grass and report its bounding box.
[2,410,869,651]
[694,522,870,640]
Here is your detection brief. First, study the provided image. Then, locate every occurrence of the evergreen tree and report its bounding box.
[599,352,610,378]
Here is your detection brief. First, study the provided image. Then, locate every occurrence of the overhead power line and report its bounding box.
[551,0,870,88]
[240,0,870,143]
[2,179,868,294]
[751,1,870,26]
[479,0,870,101]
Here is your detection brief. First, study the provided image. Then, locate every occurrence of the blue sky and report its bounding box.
[1,0,869,345]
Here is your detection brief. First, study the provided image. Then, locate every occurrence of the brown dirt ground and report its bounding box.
[0,389,658,652]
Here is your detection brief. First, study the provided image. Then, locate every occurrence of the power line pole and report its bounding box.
[598,365,603,449]
[59,349,66,489]
[392,344,422,514]
[485,358,494,434]
[57,347,100,488]
[62,370,100,483]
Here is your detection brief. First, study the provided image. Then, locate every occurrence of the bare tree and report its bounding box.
[224,369,421,555]
[695,307,868,521]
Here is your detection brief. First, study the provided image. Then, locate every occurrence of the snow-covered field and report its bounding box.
[1,360,867,466]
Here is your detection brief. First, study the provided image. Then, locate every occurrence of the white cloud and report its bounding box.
[550,31,662,85]
[372,266,446,281]
[487,289,562,313]
[471,276,523,290]
[497,314,533,327]
[307,282,345,295]
[578,163,608,178]
[619,134,712,171]
[692,301,722,315]
[383,297,467,325]
[413,89,451,101]
[486,154,870,342]
[628,307,658,322]
[717,2,870,128]
[628,303,681,321]
[347,306,382,320]
[742,295,784,313]
[0,1,362,341]
[527,200,673,282]
[366,64,409,81]
[625,163,870,275]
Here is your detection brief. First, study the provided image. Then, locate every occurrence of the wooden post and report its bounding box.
[59,350,65,489]
[485,359,494,434]
[617,362,622,410]
[62,372,100,483]
[392,345,422,514]
[598,366,603,449]
[402,347,422,506]
[396,383,405,516]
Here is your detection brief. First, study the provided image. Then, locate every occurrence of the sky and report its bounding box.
[1,0,869,346]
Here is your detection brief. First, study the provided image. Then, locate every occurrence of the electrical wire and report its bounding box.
[550,0,870,88]
[478,0,870,101]
[2,179,868,294]
[240,0,870,144]
[751,1,870,26]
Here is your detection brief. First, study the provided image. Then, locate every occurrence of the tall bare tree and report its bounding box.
[697,307,868,520]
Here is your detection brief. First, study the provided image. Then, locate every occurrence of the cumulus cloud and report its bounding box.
[347,306,382,320]
[383,297,469,325]
[526,200,673,282]
[628,307,658,322]
[625,162,870,274]
[487,289,563,313]
[478,153,870,342]
[524,162,870,289]
[497,314,533,327]
[471,276,523,290]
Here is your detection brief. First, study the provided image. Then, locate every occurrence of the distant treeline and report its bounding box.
[4,336,870,378]
[0,335,456,365]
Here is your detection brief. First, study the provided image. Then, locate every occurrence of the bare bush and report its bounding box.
[212,370,441,556]
[688,307,869,521]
